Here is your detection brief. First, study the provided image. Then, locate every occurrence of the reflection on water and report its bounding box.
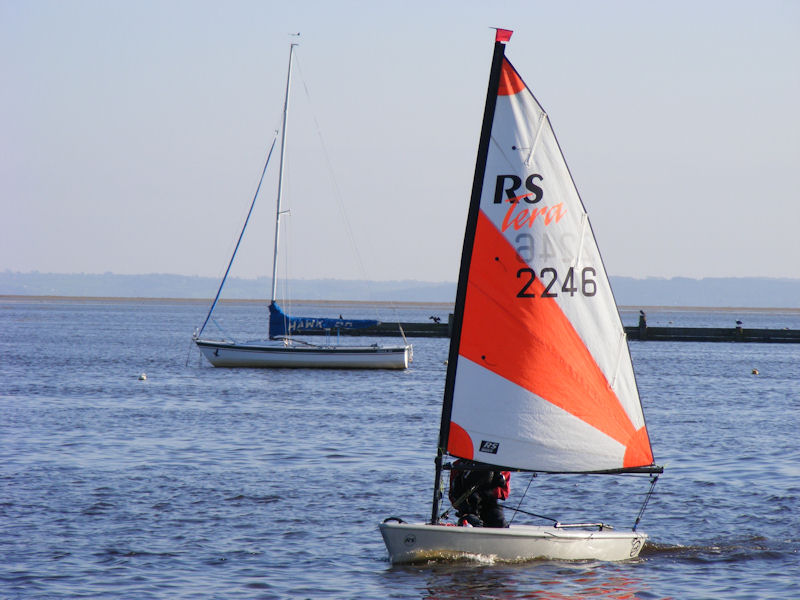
[392,562,651,600]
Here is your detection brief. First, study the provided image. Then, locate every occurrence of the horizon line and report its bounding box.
[3,270,800,282]
[3,294,800,313]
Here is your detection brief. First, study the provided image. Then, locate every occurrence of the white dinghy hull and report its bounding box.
[379,521,646,564]
[195,339,411,369]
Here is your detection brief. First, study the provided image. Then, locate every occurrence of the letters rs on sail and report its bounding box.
[494,174,544,204]
[479,440,500,454]
[489,173,596,301]
[494,173,566,233]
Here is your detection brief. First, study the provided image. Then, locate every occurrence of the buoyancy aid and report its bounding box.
[448,460,510,508]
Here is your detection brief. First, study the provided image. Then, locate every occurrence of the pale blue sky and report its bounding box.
[2,0,798,283]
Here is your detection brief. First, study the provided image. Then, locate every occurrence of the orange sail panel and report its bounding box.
[498,58,525,96]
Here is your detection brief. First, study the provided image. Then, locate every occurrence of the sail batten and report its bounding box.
[524,112,547,167]
[441,49,656,476]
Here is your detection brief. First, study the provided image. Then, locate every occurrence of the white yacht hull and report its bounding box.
[195,339,411,369]
[379,521,646,563]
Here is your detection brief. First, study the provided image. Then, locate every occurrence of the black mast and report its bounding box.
[429,33,510,525]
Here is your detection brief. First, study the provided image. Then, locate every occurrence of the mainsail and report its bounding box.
[439,41,655,475]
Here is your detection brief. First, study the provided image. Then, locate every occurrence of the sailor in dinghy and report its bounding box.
[448,460,510,528]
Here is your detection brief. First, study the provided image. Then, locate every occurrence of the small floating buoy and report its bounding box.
[751,369,759,375]
[138,373,147,381]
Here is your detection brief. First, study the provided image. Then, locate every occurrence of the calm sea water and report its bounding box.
[1,298,798,599]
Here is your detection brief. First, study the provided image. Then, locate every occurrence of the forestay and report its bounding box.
[443,57,655,474]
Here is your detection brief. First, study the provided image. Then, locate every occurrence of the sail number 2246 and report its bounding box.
[516,266,597,298]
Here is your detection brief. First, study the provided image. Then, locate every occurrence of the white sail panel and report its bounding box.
[451,358,628,472]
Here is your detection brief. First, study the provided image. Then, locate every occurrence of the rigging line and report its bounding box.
[438,481,482,522]
[505,506,559,524]
[184,334,196,367]
[210,317,233,342]
[277,212,293,339]
[491,134,517,170]
[509,471,536,525]
[196,135,279,338]
[632,473,660,532]
[293,55,385,321]
[277,186,292,312]
[610,329,626,390]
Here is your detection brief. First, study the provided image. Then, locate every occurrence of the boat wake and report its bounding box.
[641,536,794,562]
[400,536,794,567]
[389,548,647,567]
[390,550,500,566]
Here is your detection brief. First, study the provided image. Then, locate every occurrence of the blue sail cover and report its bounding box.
[268,302,379,338]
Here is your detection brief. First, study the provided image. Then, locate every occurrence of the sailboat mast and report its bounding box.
[429,32,510,525]
[271,43,297,304]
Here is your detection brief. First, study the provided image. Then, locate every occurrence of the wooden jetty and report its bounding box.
[292,317,800,343]
[626,325,800,343]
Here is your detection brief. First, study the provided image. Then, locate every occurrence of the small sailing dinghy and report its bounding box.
[379,29,662,562]
[194,43,412,370]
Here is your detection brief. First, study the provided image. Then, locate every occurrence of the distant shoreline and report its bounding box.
[0,295,455,309]
[4,273,799,308]
[3,294,800,314]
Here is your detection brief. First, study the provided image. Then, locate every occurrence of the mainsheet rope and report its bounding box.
[508,472,536,525]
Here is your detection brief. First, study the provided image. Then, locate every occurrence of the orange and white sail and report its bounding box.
[442,37,655,474]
